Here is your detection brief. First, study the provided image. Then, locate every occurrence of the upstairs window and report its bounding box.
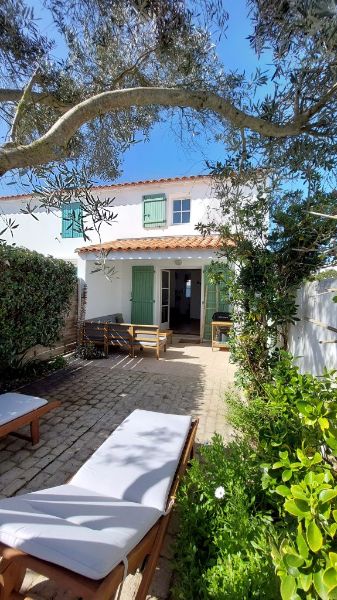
[173,198,190,224]
[143,194,166,228]
[61,202,83,238]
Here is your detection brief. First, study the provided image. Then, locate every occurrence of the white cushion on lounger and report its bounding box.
[72,409,192,511]
[0,484,161,580]
[0,393,47,426]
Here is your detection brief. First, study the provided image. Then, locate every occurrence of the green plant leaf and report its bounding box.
[329,553,337,567]
[307,520,323,553]
[313,570,329,600]
[284,553,305,569]
[323,567,337,591]
[326,437,337,452]
[282,469,293,482]
[296,525,309,560]
[281,574,297,600]
[319,417,330,430]
[299,572,312,592]
[276,485,292,497]
[284,500,306,518]
[320,490,337,503]
[285,499,308,518]
[297,401,312,416]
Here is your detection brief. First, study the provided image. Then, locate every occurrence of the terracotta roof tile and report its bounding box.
[0,175,210,201]
[76,235,231,254]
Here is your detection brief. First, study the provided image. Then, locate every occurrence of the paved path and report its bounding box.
[0,340,235,599]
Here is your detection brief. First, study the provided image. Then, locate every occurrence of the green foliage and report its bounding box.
[0,243,76,373]
[228,353,337,465]
[199,171,337,396]
[75,342,106,360]
[228,353,337,599]
[173,436,280,600]
[0,355,67,393]
[307,270,337,282]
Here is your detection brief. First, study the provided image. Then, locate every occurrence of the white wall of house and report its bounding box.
[288,277,337,375]
[81,249,216,327]
[0,177,221,261]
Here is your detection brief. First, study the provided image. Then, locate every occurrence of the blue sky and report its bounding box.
[0,1,272,195]
[117,2,271,183]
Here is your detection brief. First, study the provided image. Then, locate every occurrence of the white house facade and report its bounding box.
[0,175,234,338]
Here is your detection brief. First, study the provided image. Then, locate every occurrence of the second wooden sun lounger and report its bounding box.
[0,409,198,600]
[0,393,60,445]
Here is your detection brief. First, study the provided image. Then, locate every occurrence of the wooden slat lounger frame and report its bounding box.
[0,400,60,445]
[83,321,167,360]
[0,418,198,600]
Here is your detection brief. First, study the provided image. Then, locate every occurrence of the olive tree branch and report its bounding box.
[1,84,337,174]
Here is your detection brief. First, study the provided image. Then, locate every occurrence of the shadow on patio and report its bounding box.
[0,340,235,600]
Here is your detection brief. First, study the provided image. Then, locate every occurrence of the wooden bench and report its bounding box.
[159,329,173,345]
[133,325,167,360]
[82,321,167,359]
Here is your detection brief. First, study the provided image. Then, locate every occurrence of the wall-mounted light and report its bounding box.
[174,259,182,266]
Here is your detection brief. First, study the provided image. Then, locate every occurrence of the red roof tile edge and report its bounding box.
[0,174,211,201]
[76,234,233,254]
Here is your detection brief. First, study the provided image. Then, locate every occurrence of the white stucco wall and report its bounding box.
[83,250,216,327]
[288,277,337,375]
[0,178,222,260]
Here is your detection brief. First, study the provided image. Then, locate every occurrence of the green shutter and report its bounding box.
[203,265,231,340]
[62,202,83,238]
[143,194,166,228]
[131,266,154,324]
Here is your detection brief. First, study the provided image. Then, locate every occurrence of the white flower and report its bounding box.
[214,486,225,499]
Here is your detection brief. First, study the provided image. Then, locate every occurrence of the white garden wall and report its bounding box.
[288,277,337,375]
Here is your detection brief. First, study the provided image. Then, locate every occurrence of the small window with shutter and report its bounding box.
[61,202,83,238]
[143,194,166,228]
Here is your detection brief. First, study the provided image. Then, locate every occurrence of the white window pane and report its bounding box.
[181,211,190,223]
[173,212,181,224]
[182,199,190,211]
[173,199,181,211]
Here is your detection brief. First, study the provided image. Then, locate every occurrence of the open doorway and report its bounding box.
[168,269,201,334]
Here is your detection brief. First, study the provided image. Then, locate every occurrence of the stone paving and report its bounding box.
[0,338,236,599]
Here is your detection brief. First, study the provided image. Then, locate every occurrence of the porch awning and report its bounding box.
[76,235,231,254]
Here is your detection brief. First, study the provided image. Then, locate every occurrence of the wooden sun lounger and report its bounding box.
[0,411,198,600]
[0,393,60,445]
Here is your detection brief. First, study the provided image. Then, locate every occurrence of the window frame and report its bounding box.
[172,197,191,225]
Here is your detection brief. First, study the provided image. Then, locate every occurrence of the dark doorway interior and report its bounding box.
[169,269,201,334]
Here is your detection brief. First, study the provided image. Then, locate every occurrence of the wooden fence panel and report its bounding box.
[288,276,337,375]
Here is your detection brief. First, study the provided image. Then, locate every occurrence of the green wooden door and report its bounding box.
[131,266,154,324]
[203,265,231,340]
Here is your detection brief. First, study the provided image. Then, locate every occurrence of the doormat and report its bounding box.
[178,338,201,344]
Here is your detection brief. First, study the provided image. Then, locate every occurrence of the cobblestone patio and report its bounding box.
[0,339,235,599]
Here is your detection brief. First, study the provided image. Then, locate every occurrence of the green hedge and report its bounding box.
[0,243,77,371]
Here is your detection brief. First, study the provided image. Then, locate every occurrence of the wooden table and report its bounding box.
[211,321,232,351]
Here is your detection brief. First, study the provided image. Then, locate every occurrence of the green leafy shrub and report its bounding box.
[0,355,67,392]
[173,436,280,600]
[75,342,106,360]
[0,243,76,373]
[228,352,337,599]
[228,353,337,467]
